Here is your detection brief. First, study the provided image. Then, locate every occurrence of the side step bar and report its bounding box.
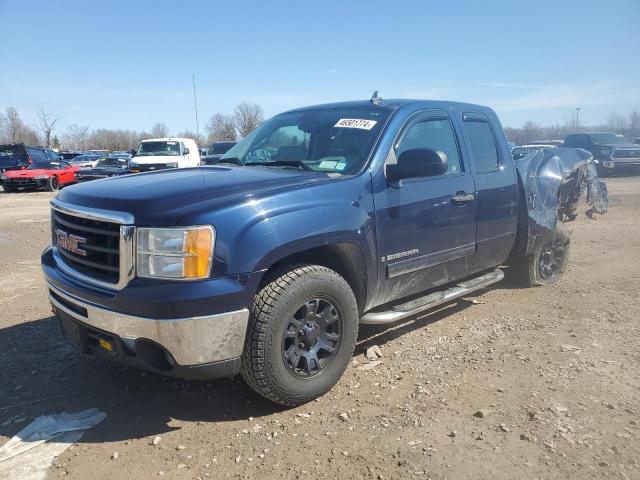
[359,268,504,325]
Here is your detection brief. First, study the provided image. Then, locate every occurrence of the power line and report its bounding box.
[192,73,200,139]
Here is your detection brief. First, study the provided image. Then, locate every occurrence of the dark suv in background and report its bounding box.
[0,144,49,174]
[563,132,640,174]
[201,141,237,165]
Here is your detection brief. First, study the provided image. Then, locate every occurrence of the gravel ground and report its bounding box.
[0,178,638,480]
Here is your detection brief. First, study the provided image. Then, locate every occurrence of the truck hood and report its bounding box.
[56,166,332,225]
[79,166,129,176]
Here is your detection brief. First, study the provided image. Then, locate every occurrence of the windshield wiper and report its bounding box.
[253,160,314,171]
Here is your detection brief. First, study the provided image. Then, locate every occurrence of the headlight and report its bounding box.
[0,174,7,180]
[136,226,214,280]
[34,175,49,180]
[600,149,612,156]
[166,162,178,168]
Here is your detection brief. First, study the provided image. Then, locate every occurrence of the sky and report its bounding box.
[1,0,639,135]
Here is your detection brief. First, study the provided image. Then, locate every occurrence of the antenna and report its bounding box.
[370,90,382,105]
[192,73,200,140]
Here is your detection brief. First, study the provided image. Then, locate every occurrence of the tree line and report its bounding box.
[0,102,264,151]
[504,110,640,145]
[2,103,639,151]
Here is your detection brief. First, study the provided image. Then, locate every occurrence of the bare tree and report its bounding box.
[63,124,90,151]
[206,113,237,142]
[628,110,640,137]
[233,102,263,137]
[4,107,25,144]
[177,130,206,146]
[520,121,541,144]
[0,111,6,143]
[151,122,169,138]
[36,106,62,148]
[606,111,627,132]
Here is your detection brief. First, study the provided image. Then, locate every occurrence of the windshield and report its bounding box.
[221,106,390,174]
[137,141,181,156]
[590,133,627,144]
[95,157,126,167]
[27,160,62,170]
[207,142,235,155]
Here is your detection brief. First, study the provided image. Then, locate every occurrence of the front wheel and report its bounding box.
[45,176,59,191]
[241,264,358,406]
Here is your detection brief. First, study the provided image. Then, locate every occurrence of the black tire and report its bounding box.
[514,224,570,287]
[45,176,59,192]
[241,264,358,406]
[2,184,17,193]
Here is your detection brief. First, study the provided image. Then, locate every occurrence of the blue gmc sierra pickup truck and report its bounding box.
[41,97,607,406]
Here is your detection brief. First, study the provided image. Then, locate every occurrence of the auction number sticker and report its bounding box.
[334,118,378,130]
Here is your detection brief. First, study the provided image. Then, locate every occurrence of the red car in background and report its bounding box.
[1,159,80,192]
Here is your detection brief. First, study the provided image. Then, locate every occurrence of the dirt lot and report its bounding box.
[0,178,639,480]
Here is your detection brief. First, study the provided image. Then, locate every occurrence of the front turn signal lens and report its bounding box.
[184,227,214,279]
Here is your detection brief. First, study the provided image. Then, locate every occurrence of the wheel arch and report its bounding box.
[258,242,368,315]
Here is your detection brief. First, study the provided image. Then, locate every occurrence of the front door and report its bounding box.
[373,110,477,305]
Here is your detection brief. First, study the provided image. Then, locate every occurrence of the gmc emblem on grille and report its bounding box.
[55,229,88,256]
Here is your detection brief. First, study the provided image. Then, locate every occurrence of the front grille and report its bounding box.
[8,178,38,185]
[613,149,640,159]
[52,210,121,284]
[136,163,174,172]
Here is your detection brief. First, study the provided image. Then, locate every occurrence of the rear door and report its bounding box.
[373,109,477,302]
[460,112,518,271]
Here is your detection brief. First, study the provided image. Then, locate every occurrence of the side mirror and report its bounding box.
[386,148,448,183]
[183,147,190,155]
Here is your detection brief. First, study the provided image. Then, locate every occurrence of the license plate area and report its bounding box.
[55,308,124,358]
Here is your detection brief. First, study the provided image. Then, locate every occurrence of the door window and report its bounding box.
[395,118,461,175]
[463,120,500,173]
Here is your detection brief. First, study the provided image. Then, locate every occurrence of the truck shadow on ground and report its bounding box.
[0,299,474,445]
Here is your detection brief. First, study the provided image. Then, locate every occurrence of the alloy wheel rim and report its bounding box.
[282,297,342,378]
[539,245,564,279]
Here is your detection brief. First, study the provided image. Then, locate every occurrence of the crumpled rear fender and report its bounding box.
[512,147,608,257]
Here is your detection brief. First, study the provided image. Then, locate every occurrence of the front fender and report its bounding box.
[183,174,378,283]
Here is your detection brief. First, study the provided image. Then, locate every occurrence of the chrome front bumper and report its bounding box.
[48,282,249,366]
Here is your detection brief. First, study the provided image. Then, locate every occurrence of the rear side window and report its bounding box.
[463,121,499,173]
[27,147,48,162]
[396,117,461,174]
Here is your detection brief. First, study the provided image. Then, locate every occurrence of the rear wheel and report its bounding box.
[241,264,358,406]
[45,176,59,191]
[514,224,570,286]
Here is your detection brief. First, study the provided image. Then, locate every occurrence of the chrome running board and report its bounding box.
[359,269,504,325]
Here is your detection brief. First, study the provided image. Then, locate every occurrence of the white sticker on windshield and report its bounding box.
[334,118,377,130]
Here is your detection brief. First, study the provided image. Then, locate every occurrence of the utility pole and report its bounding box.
[575,107,581,130]
[192,74,200,140]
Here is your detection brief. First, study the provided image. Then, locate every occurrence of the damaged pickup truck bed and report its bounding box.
[41,98,607,406]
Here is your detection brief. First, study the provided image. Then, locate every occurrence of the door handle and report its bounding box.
[451,192,475,204]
